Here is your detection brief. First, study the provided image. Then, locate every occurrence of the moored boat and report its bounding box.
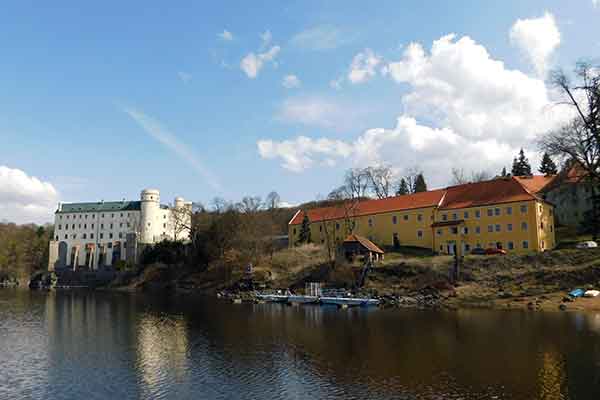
[287,295,319,304]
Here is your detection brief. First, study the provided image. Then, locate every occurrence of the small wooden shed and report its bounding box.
[342,234,385,262]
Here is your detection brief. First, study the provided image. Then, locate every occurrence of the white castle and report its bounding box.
[48,189,191,270]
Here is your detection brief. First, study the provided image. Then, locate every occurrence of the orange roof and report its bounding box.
[439,177,539,210]
[289,189,445,225]
[514,175,556,193]
[343,234,384,253]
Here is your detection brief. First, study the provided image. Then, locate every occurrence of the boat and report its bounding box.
[568,288,585,298]
[256,293,289,303]
[584,290,600,298]
[320,296,380,307]
[287,295,319,304]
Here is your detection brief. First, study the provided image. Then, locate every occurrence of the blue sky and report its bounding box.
[1,1,599,223]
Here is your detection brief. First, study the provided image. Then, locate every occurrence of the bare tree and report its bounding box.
[236,196,263,214]
[365,166,394,199]
[265,191,281,210]
[344,168,370,199]
[540,62,600,238]
[211,197,232,214]
[451,168,468,185]
[451,168,491,185]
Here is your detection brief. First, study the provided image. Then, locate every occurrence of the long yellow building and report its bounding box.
[289,176,556,254]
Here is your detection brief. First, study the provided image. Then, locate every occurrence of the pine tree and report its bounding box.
[511,148,532,176]
[413,174,428,193]
[538,152,558,175]
[396,178,410,196]
[298,214,311,244]
[501,167,508,177]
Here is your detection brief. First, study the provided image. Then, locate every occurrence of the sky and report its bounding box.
[1,0,599,224]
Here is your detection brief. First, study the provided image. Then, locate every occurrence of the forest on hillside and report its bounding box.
[0,223,53,284]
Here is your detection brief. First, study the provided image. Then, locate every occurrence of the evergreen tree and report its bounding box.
[511,148,532,176]
[298,214,311,244]
[396,178,410,196]
[501,167,508,177]
[538,152,558,175]
[413,173,428,193]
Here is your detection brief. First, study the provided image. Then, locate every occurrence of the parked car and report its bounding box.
[470,248,486,255]
[485,248,507,255]
[576,241,598,249]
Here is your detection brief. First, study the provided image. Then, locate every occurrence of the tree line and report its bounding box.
[0,223,54,283]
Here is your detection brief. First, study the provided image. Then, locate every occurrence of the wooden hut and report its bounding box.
[342,234,384,262]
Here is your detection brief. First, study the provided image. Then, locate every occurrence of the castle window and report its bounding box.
[91,224,94,229]
[392,216,397,224]
[109,233,113,239]
[83,234,87,239]
[520,205,528,214]
[100,233,104,239]
[521,222,528,231]
[119,233,123,239]
[336,223,340,230]
[120,213,123,217]
[495,224,501,232]
[403,215,409,221]
[101,224,104,229]
[487,209,493,217]
[58,225,62,230]
[55,235,58,241]
[119,223,123,228]
[506,207,512,215]
[464,211,469,219]
[475,210,481,218]
[110,223,113,229]
[72,234,77,239]
[84,224,87,229]
[78,224,81,229]
[90,233,94,239]
[487,225,493,233]
[64,235,68,239]
[522,240,529,249]
[163,223,166,228]
[111,214,114,218]
[495,208,501,216]
[72,224,75,229]
[475,226,481,234]
[507,223,513,232]
[65,225,68,230]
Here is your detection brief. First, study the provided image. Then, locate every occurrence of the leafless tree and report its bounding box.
[211,197,232,214]
[365,166,394,199]
[236,196,263,214]
[344,168,370,199]
[451,168,492,185]
[265,191,281,210]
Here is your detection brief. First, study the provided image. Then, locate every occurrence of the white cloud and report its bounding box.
[218,30,233,41]
[259,33,573,187]
[593,0,599,8]
[123,107,222,191]
[282,74,301,89]
[290,25,347,51]
[260,30,272,49]
[348,48,382,84]
[0,166,59,224]
[240,45,281,78]
[510,12,560,77]
[177,71,192,83]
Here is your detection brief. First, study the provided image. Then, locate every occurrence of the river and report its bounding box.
[1,289,600,399]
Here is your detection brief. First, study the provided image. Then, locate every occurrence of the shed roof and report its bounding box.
[343,234,384,254]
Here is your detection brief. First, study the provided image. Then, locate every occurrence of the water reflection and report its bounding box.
[2,290,600,399]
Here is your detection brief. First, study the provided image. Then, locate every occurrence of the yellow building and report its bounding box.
[289,176,556,255]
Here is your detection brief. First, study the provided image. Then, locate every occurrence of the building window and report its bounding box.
[417,230,423,238]
[464,211,469,219]
[464,243,471,252]
[83,233,87,239]
[90,233,94,239]
[462,227,469,234]
[108,243,112,248]
[85,214,88,219]
[417,214,423,222]
[164,215,167,219]
[368,218,373,227]
[109,233,113,239]
[100,233,104,239]
[540,222,544,229]
[495,224,501,232]
[403,214,409,221]
[119,232,123,239]
[475,226,481,234]
[72,224,75,229]
[111,213,114,218]
[442,214,448,221]
[101,224,104,229]
[335,223,340,230]
[72,234,77,239]
[64,234,68,239]
[163,223,166,228]
[110,223,113,229]
[451,227,458,235]
[506,207,512,215]
[507,223,513,232]
[452,213,458,220]
[293,228,296,235]
[58,224,62,230]
[494,208,500,216]
[488,225,493,233]
[487,209,493,217]
[78,224,81,229]
[437,229,443,236]
[550,225,553,232]
[520,205,528,214]
[120,213,123,217]
[521,222,528,231]
[508,241,514,250]
[91,224,94,229]
[127,223,130,228]
[392,216,397,224]
[522,240,529,249]
[319,225,322,232]
[101,214,104,218]
[475,210,481,218]
[119,223,123,228]
[84,224,87,229]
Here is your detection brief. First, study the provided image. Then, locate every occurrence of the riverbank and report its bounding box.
[100,244,600,312]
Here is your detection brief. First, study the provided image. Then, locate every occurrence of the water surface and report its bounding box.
[1,289,600,399]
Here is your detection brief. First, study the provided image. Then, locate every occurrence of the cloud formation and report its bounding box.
[290,25,347,51]
[258,31,572,187]
[282,74,301,89]
[510,12,560,77]
[240,45,281,78]
[218,30,233,41]
[348,48,382,84]
[123,107,222,191]
[0,166,59,224]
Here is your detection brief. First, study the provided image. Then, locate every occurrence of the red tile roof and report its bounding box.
[290,177,545,225]
[514,175,556,193]
[343,234,384,254]
[439,177,539,210]
[289,189,445,225]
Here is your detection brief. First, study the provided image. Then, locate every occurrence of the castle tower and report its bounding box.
[140,188,160,243]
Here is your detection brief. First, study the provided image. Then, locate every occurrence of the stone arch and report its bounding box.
[58,241,68,268]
